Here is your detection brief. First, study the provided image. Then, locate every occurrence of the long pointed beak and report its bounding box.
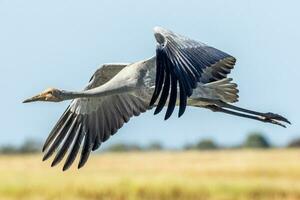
[23,94,43,103]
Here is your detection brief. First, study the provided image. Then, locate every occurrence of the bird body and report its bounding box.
[77,56,238,109]
[23,27,290,170]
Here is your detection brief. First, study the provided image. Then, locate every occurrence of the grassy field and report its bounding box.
[0,149,300,200]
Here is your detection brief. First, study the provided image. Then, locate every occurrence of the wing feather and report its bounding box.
[150,27,236,119]
[42,64,150,170]
[43,112,74,161]
[51,115,79,167]
[42,106,70,152]
[154,62,170,115]
[63,123,83,171]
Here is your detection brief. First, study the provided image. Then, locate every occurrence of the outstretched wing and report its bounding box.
[86,63,130,88]
[150,27,236,120]
[42,63,150,170]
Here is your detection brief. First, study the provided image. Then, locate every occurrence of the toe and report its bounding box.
[264,112,291,124]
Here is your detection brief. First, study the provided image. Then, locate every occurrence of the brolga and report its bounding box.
[23,27,290,171]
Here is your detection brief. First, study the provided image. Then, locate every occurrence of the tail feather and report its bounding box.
[205,78,239,103]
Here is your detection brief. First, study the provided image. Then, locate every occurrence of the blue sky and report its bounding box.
[0,0,299,148]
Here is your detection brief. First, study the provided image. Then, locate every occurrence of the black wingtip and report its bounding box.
[77,160,86,169]
[178,109,185,118]
[42,152,52,161]
[62,164,70,171]
[178,82,187,118]
[164,114,171,120]
[149,96,158,109]
[51,154,64,167]
[149,97,157,107]
[154,109,161,115]
[62,158,74,171]
[41,142,48,152]
[178,101,186,118]
[77,148,91,169]
[51,160,58,167]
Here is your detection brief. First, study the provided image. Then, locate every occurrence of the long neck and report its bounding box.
[60,56,157,101]
[61,81,135,100]
[61,90,90,99]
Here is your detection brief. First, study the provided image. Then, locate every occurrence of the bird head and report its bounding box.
[23,88,63,103]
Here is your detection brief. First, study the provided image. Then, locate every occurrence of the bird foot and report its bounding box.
[263,112,291,124]
[260,112,291,128]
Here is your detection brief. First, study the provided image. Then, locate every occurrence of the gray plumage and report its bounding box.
[23,27,290,170]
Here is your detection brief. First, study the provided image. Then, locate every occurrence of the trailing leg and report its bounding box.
[205,105,287,128]
[214,101,290,124]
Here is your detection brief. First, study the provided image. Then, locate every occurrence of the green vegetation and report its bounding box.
[2,132,300,154]
[0,139,41,154]
[185,139,218,150]
[107,143,143,152]
[106,142,164,152]
[243,133,270,148]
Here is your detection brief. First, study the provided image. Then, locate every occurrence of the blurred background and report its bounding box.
[0,0,299,199]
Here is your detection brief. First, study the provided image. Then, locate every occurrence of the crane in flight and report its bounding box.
[23,27,290,170]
